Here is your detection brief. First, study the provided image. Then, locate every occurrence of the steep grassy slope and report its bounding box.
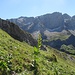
[0,29,75,75]
[0,19,37,46]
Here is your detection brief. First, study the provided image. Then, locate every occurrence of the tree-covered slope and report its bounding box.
[0,29,75,75]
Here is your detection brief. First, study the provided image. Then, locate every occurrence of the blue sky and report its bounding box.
[0,0,75,19]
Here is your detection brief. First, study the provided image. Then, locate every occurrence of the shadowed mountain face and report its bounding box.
[8,12,75,53]
[0,18,37,46]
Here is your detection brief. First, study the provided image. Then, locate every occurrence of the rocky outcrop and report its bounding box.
[0,18,37,46]
[64,16,75,30]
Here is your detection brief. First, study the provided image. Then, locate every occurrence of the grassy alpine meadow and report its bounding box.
[0,29,75,75]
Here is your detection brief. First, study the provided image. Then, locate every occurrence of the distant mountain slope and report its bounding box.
[8,12,75,53]
[0,29,75,75]
[8,12,75,38]
[0,18,37,46]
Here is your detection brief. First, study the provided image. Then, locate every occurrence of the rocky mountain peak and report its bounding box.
[8,12,75,40]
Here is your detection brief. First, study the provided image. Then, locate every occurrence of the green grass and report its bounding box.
[49,34,70,41]
[0,29,75,75]
[60,44,75,55]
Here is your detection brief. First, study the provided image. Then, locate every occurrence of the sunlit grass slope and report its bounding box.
[0,29,75,75]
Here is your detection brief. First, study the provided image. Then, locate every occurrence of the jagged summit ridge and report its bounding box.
[8,12,75,39]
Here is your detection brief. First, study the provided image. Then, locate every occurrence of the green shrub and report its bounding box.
[31,34,42,75]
